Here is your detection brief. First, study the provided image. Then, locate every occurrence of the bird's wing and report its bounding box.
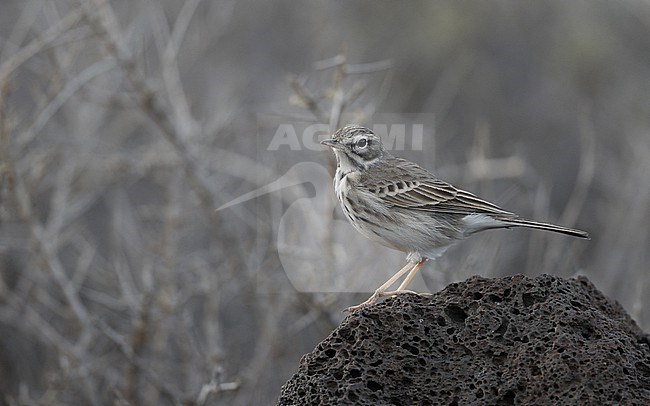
[361,157,513,216]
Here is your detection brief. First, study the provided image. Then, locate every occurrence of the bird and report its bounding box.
[320,124,589,312]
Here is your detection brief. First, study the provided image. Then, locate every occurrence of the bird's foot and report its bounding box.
[343,291,382,313]
[343,289,422,313]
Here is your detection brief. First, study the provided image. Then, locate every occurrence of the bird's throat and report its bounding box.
[334,149,384,175]
[334,150,365,174]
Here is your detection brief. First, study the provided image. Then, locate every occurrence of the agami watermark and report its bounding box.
[266,123,426,151]
[222,116,435,292]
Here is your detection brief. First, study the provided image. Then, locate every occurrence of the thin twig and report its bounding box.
[82,0,223,234]
[289,74,325,121]
[15,59,116,150]
[95,317,184,403]
[0,9,84,86]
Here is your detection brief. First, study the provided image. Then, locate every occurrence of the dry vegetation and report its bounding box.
[0,0,649,404]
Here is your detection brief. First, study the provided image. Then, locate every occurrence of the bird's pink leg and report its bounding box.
[344,260,419,312]
[394,258,427,291]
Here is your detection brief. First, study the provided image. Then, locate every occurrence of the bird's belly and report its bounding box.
[342,203,460,258]
[335,172,461,258]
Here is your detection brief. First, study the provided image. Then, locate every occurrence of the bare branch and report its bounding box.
[0,9,84,86]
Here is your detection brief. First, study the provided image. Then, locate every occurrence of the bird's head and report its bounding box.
[320,125,386,170]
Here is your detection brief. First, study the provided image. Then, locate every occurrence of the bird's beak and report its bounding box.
[320,138,344,150]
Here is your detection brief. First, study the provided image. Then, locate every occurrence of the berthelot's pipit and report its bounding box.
[321,125,589,312]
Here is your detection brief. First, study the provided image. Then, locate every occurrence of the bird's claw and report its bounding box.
[343,289,424,312]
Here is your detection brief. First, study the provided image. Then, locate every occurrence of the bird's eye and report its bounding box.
[356,138,368,148]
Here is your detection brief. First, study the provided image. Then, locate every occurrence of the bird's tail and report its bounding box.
[494,216,590,239]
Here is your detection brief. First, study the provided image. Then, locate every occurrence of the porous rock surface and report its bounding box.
[279,274,650,405]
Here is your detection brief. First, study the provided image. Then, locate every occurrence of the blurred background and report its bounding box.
[1,0,649,404]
